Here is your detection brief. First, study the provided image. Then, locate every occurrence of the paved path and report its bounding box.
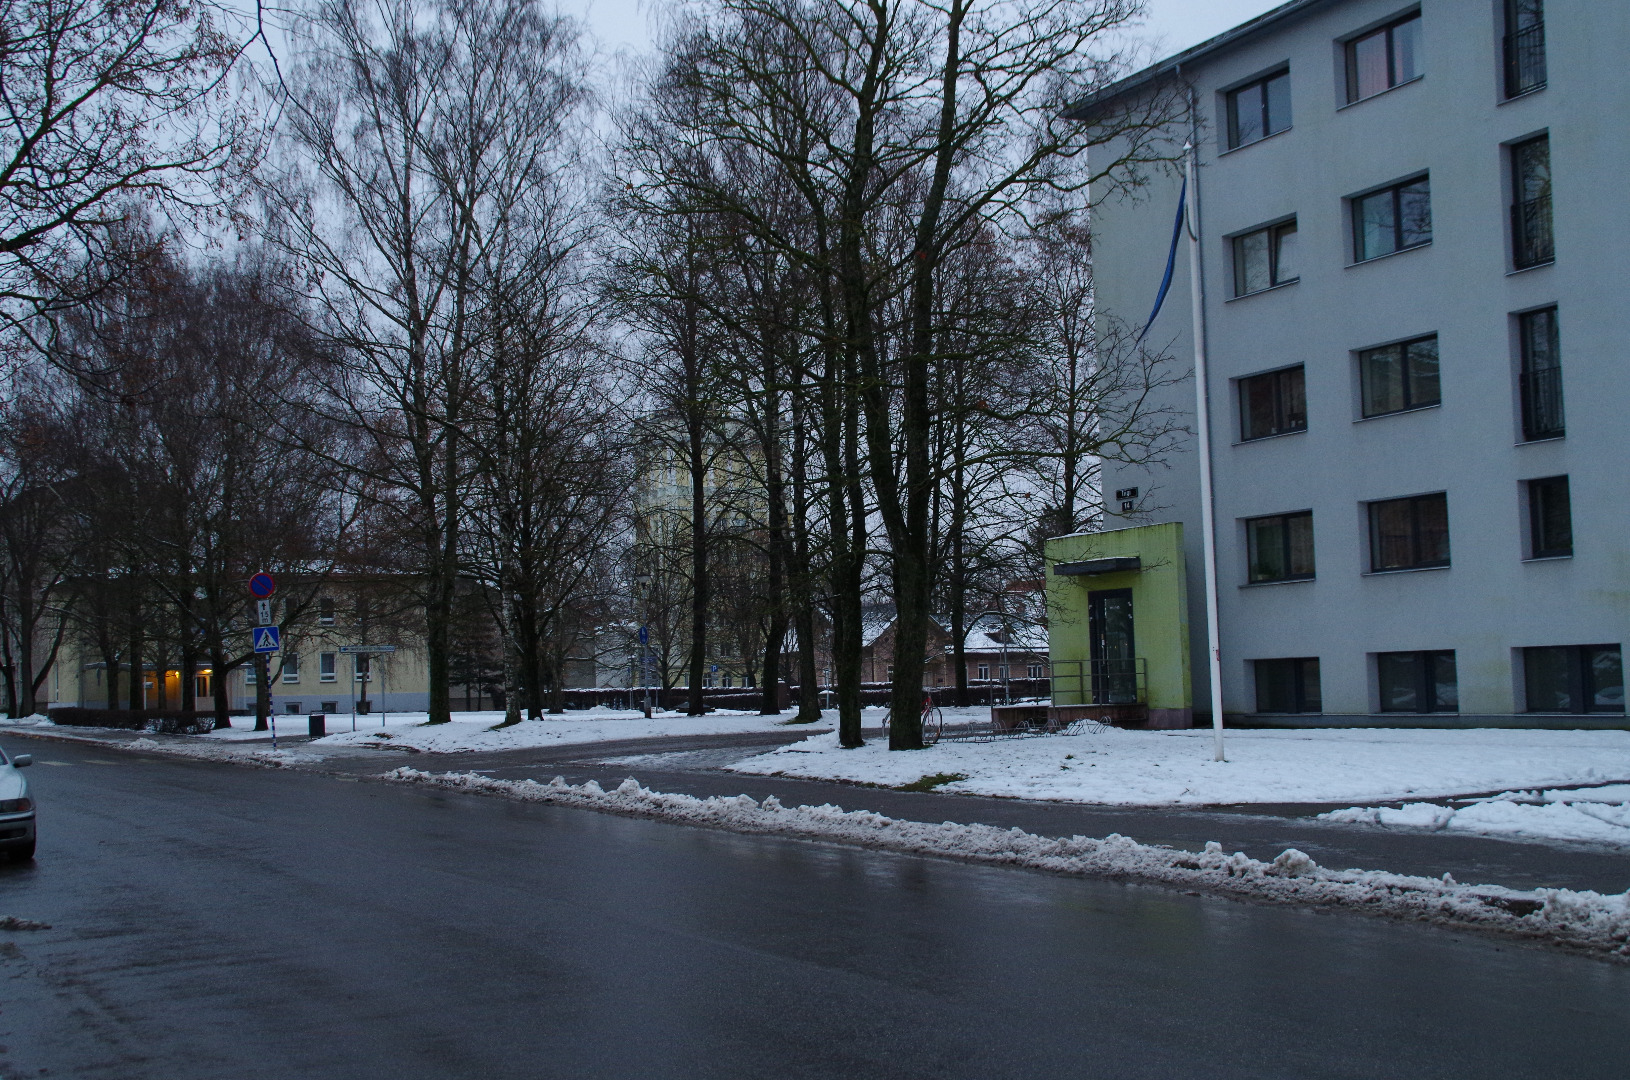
[3,739,1628,1079]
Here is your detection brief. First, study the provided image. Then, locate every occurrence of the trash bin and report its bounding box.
[308,713,326,739]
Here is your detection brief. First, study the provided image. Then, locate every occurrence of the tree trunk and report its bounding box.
[127,615,144,714]
[210,647,231,730]
[788,395,823,723]
[686,411,709,716]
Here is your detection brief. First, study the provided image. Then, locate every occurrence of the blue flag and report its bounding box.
[1136,175,1187,346]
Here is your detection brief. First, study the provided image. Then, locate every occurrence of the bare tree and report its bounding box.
[269,0,588,723]
[0,0,259,338]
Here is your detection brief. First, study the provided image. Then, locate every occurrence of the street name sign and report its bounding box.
[338,645,397,654]
[252,626,281,653]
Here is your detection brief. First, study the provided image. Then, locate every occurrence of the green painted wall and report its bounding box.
[1045,523,1191,712]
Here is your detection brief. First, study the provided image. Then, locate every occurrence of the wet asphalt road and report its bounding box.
[3,739,1630,1079]
[317,730,1630,895]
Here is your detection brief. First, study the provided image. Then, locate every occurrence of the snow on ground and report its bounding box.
[380,768,1630,959]
[729,724,1630,807]
[302,708,829,754]
[1322,785,1630,848]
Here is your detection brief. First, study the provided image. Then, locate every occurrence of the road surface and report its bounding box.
[3,739,1627,1078]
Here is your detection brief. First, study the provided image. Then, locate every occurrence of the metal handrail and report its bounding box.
[1048,658,1147,707]
[1504,25,1546,98]
[1511,195,1553,269]
[1520,365,1565,441]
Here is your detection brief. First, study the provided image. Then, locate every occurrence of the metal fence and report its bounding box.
[1047,658,1147,707]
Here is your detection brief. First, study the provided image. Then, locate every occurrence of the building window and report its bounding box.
[1524,645,1624,714]
[1226,69,1291,149]
[244,664,256,685]
[282,653,300,684]
[321,701,338,713]
[1027,663,1043,679]
[977,664,990,681]
[195,671,212,699]
[1510,135,1553,269]
[1346,12,1422,103]
[1377,650,1457,713]
[1359,335,1439,417]
[320,652,337,683]
[1517,307,1564,441]
[1526,475,1572,558]
[1352,176,1431,261]
[319,597,336,625]
[721,674,733,688]
[1238,366,1306,441]
[1503,0,1546,98]
[1232,219,1297,296]
[1246,511,1315,583]
[1254,658,1322,713]
[355,655,370,683]
[1368,492,1449,571]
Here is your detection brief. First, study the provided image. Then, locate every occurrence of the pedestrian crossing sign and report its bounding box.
[252,626,281,653]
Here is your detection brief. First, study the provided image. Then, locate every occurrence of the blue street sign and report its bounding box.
[252,625,281,653]
[638,625,649,645]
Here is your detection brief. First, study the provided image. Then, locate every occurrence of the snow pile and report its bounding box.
[1322,785,1630,847]
[381,767,1630,958]
[730,726,1630,806]
[303,710,826,754]
[124,737,319,768]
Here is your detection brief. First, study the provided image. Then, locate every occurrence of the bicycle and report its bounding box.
[878,695,944,745]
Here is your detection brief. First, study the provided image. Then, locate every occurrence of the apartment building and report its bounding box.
[1073,0,1626,726]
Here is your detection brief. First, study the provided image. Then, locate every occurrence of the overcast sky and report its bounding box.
[569,0,1288,62]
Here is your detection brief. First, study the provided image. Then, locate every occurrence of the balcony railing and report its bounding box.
[1049,658,1147,708]
[1512,195,1554,269]
[1520,365,1565,441]
[1504,24,1546,98]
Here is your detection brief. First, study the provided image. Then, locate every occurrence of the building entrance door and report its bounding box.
[1088,588,1137,704]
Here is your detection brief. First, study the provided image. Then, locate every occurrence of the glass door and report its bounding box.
[1088,589,1136,704]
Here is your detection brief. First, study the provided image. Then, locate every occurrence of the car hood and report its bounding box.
[0,767,26,801]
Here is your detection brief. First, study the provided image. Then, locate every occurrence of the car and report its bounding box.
[0,744,35,862]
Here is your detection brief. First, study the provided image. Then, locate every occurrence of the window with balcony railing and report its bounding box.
[1511,134,1552,269]
[1503,0,1546,98]
[1518,306,1564,441]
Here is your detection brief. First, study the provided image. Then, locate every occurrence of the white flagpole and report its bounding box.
[1184,137,1227,763]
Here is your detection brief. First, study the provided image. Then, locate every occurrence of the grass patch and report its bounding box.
[897,772,969,793]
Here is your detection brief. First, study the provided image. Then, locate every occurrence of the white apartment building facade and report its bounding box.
[1076,0,1626,726]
